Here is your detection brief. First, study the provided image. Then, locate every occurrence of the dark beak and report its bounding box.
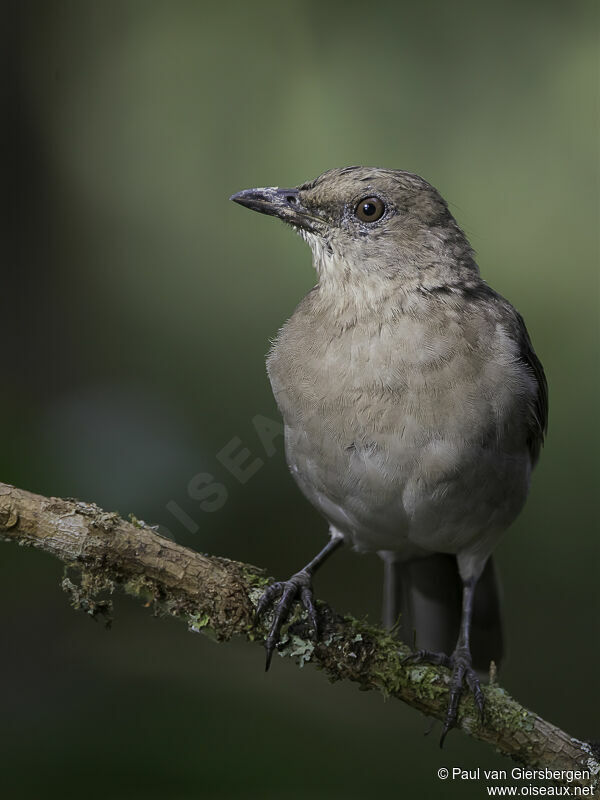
[230,187,324,233]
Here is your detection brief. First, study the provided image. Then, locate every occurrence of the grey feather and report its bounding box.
[383,553,503,673]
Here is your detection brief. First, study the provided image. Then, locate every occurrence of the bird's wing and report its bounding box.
[509,308,548,465]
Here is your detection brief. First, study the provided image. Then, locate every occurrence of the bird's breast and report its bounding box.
[266,295,532,554]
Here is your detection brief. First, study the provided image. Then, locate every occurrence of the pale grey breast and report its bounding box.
[267,281,544,558]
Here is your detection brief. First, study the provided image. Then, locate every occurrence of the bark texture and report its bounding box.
[0,480,598,794]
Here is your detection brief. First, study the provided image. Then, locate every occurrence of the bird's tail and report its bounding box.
[383,553,504,673]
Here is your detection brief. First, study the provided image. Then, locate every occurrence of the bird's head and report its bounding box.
[231,166,475,285]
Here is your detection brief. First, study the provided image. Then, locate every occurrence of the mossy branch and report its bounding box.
[0,480,598,794]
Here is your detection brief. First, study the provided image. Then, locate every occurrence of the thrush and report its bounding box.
[231,167,547,743]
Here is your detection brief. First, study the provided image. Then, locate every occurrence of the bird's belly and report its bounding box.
[284,414,530,559]
[285,420,413,552]
[269,305,535,561]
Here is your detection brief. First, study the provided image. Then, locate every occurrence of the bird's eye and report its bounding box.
[354,196,385,223]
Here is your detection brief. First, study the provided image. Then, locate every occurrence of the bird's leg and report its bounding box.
[256,536,343,671]
[403,576,484,746]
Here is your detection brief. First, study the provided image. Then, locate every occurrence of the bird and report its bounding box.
[230,167,548,743]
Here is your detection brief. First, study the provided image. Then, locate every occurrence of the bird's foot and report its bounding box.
[403,646,484,746]
[255,569,318,671]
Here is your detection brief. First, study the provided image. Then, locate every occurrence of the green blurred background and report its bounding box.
[2,1,598,797]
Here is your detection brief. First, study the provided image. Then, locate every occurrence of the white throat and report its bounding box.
[297,229,406,320]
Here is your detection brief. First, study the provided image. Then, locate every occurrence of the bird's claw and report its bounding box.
[255,569,318,671]
[402,649,453,669]
[403,646,485,746]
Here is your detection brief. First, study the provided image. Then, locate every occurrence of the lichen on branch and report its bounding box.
[0,480,598,794]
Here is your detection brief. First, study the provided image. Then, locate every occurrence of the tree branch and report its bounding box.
[1,480,597,793]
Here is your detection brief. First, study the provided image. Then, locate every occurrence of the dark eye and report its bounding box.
[355,196,385,223]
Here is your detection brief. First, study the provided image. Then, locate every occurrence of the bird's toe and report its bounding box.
[256,570,318,671]
[402,645,485,746]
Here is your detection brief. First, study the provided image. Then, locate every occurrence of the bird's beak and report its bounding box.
[230,187,325,233]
